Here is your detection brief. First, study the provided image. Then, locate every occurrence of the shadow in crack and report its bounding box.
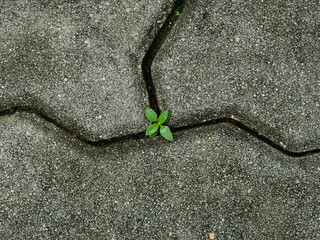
[141,0,186,115]
[1,107,320,157]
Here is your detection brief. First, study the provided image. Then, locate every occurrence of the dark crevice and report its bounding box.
[1,0,320,157]
[0,108,16,116]
[171,118,320,157]
[88,132,145,147]
[1,107,320,157]
[0,106,145,146]
[142,0,186,115]
[1,106,84,139]
[91,117,320,157]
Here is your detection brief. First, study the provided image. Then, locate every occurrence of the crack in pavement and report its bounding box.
[90,118,320,157]
[1,107,320,157]
[1,0,319,157]
[171,118,320,157]
[142,0,186,115]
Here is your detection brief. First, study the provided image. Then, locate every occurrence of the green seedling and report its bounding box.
[145,107,173,141]
[176,10,181,16]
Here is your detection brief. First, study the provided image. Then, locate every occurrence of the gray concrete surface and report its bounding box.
[1,0,320,239]
[1,112,319,239]
[0,0,174,141]
[153,0,320,152]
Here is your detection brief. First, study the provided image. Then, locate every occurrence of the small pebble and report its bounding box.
[209,232,215,239]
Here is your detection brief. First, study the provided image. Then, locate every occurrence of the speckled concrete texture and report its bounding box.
[152,0,320,152]
[1,0,320,239]
[0,0,174,141]
[1,112,319,239]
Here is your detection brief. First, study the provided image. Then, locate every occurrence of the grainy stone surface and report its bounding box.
[0,0,174,140]
[1,112,319,239]
[153,0,320,152]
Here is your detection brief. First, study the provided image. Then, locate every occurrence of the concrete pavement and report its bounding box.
[1,0,319,239]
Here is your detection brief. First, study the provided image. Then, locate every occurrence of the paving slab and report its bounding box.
[152,0,320,152]
[0,0,174,141]
[1,112,319,239]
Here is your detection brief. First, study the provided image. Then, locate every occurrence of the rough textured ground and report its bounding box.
[153,0,320,152]
[0,0,173,140]
[1,0,319,239]
[1,112,319,239]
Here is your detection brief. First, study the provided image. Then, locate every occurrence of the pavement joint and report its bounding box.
[142,0,186,114]
[1,107,319,157]
[172,118,320,157]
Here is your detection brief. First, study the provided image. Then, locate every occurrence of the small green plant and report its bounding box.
[176,10,181,16]
[145,107,173,141]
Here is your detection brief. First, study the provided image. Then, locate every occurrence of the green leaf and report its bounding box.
[176,10,181,16]
[145,107,158,122]
[149,130,158,138]
[160,126,173,141]
[146,123,159,136]
[158,110,170,124]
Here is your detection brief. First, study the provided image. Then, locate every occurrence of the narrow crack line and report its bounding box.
[171,118,320,157]
[1,106,86,139]
[1,107,320,157]
[0,108,15,116]
[141,0,186,115]
[0,107,146,146]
